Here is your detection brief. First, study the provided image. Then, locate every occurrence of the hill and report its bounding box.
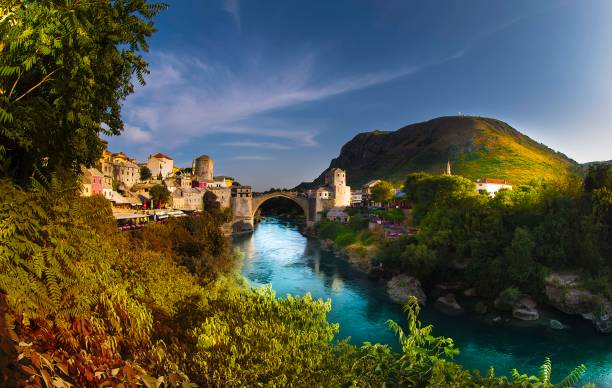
[299,116,581,188]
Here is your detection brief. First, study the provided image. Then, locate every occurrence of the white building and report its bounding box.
[147,152,174,179]
[475,178,513,196]
[350,190,363,206]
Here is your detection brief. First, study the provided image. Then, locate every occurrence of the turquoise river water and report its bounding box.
[233,218,612,386]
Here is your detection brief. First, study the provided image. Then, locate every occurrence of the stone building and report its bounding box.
[209,186,231,209]
[193,155,214,182]
[171,187,204,211]
[113,160,139,189]
[324,168,351,207]
[309,168,351,220]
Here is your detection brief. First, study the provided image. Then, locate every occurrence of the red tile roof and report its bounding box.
[150,152,173,160]
[476,178,513,185]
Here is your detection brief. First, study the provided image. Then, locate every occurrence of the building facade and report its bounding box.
[193,155,214,182]
[475,178,513,196]
[113,161,139,189]
[147,152,174,179]
[171,187,204,211]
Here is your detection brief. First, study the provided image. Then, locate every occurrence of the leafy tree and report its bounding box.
[371,180,395,205]
[584,163,612,192]
[140,166,152,181]
[0,0,165,185]
[149,184,169,208]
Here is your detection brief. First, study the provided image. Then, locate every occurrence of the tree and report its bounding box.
[140,166,152,181]
[0,1,166,185]
[584,163,612,192]
[150,184,170,208]
[371,180,395,205]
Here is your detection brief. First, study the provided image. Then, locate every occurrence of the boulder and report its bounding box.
[545,272,612,333]
[549,319,567,330]
[474,301,488,315]
[435,293,463,313]
[463,288,477,297]
[512,297,539,321]
[387,275,426,306]
[492,316,503,324]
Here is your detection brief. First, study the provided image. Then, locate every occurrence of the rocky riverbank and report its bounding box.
[314,231,611,334]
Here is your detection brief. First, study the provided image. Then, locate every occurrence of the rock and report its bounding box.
[463,288,477,297]
[474,301,488,315]
[549,319,567,330]
[512,297,539,321]
[492,316,502,324]
[545,272,612,333]
[387,275,426,306]
[435,293,463,313]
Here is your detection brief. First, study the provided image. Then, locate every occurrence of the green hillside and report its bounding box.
[302,116,581,188]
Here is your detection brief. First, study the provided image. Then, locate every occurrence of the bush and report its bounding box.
[496,287,521,311]
[335,230,357,248]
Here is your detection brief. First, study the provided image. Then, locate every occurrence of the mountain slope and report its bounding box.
[301,116,580,188]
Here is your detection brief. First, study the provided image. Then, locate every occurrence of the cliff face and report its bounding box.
[299,116,580,188]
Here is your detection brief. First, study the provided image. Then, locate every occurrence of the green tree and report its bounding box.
[584,163,612,192]
[149,184,170,208]
[0,0,165,185]
[140,166,152,181]
[371,180,395,205]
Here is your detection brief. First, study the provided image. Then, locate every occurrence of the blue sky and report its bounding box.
[106,0,612,191]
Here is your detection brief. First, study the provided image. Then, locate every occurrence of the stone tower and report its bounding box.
[193,155,214,181]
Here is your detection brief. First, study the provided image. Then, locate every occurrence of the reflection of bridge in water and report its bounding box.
[231,191,316,233]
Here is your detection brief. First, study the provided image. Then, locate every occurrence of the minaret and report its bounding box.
[446,160,452,176]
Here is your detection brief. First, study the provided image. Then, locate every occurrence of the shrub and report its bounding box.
[496,287,521,311]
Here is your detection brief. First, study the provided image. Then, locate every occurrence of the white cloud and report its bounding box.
[222,140,294,150]
[223,0,241,31]
[232,155,275,161]
[121,50,457,150]
[123,125,153,143]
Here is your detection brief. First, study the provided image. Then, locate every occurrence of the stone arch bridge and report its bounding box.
[231,191,316,233]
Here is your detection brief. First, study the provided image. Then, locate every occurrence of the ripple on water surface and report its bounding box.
[234,218,612,386]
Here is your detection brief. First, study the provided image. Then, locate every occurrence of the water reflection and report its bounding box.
[234,218,612,386]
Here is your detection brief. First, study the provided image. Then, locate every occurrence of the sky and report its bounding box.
[105,0,612,191]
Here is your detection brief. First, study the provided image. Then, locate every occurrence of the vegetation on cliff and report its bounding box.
[300,116,581,188]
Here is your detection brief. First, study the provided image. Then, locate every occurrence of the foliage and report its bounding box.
[511,357,587,387]
[383,172,612,297]
[149,184,170,208]
[0,0,166,185]
[140,166,152,181]
[496,287,521,311]
[187,286,340,386]
[370,180,395,204]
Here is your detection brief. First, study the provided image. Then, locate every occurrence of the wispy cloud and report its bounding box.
[119,50,459,151]
[123,125,153,143]
[232,155,275,161]
[222,140,294,150]
[223,0,241,31]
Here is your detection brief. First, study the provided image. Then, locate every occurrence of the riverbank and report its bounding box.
[236,217,612,385]
[310,220,612,335]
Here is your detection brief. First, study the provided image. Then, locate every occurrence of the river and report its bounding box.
[233,217,612,386]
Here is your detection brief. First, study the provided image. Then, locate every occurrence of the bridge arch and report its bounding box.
[251,192,310,220]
